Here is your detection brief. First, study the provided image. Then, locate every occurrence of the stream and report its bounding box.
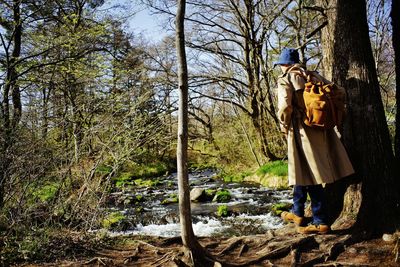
[105,169,292,238]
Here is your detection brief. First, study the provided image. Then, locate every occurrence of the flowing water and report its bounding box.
[105,169,291,238]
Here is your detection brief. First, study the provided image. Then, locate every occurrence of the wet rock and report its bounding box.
[200,178,214,184]
[161,195,178,205]
[382,233,397,243]
[212,189,231,203]
[190,188,207,202]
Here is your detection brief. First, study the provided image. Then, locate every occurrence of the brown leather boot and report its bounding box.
[297,224,331,234]
[281,211,305,226]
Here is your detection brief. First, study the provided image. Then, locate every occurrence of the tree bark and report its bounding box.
[0,0,22,208]
[392,0,400,165]
[175,0,205,258]
[318,0,400,233]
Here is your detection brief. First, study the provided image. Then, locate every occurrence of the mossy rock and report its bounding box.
[135,195,144,202]
[212,189,231,203]
[216,205,229,217]
[134,178,161,188]
[161,194,178,205]
[113,172,134,188]
[216,171,252,183]
[271,202,292,216]
[205,189,217,200]
[135,206,144,213]
[244,173,288,189]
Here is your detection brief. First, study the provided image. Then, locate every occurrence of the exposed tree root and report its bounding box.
[217,237,242,255]
[394,237,400,263]
[290,248,301,266]
[122,246,140,263]
[237,243,248,257]
[299,254,325,267]
[74,227,397,267]
[314,262,376,266]
[220,235,315,266]
[325,235,351,261]
[84,257,110,265]
[151,251,175,266]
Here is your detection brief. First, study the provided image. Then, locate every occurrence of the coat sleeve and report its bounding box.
[277,76,293,133]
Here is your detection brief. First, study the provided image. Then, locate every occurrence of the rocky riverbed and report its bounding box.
[103,169,292,237]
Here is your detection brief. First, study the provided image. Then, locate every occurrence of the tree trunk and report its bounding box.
[318,0,400,234]
[392,0,400,165]
[0,0,22,208]
[175,0,207,262]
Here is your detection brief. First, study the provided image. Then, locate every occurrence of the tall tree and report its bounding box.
[392,0,400,163]
[317,0,400,233]
[175,0,203,258]
[0,0,23,208]
[175,1,226,265]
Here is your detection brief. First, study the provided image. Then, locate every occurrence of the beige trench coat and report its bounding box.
[277,66,355,186]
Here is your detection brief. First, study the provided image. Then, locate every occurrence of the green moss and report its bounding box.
[205,189,217,199]
[112,162,170,189]
[133,178,160,187]
[217,205,229,217]
[135,195,144,202]
[217,171,252,183]
[161,194,178,205]
[125,162,169,179]
[256,161,288,177]
[188,162,217,171]
[112,172,134,188]
[213,189,231,203]
[102,211,126,229]
[96,165,113,174]
[33,183,59,202]
[271,202,292,216]
[135,206,144,213]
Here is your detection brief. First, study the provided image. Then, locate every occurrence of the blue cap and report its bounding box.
[274,48,300,66]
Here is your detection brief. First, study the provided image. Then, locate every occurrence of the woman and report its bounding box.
[275,48,354,234]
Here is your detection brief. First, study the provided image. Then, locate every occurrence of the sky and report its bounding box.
[101,0,171,43]
[127,7,170,42]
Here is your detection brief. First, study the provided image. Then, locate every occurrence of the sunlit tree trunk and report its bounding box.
[318,0,400,233]
[175,0,204,256]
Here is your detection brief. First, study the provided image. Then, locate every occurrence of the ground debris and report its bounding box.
[12,226,400,267]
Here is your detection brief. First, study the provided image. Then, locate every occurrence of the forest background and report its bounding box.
[0,0,398,264]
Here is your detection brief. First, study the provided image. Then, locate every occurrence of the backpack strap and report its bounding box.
[286,65,309,82]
